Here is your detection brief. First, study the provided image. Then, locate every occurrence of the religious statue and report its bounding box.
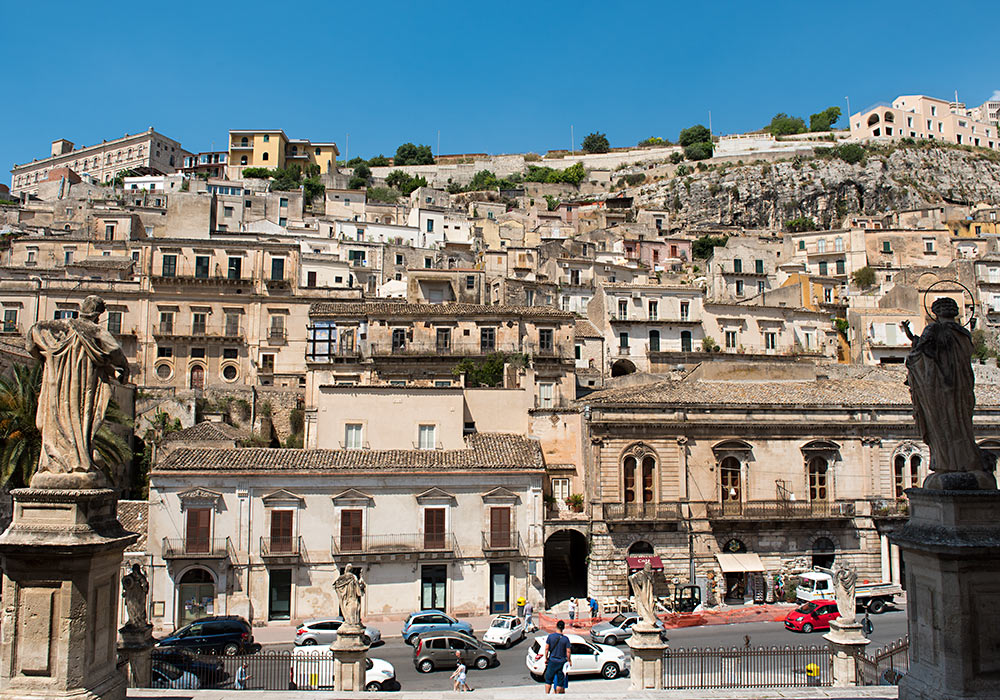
[26,296,129,490]
[628,560,657,626]
[834,564,857,624]
[902,297,995,489]
[333,563,366,628]
[121,564,149,629]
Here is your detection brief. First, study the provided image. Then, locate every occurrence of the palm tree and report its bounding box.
[0,363,132,489]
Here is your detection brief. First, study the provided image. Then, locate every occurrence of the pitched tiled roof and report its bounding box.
[309,301,574,319]
[163,421,249,443]
[117,500,148,553]
[155,433,544,473]
[574,320,603,339]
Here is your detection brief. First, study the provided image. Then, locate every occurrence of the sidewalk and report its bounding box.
[132,687,898,699]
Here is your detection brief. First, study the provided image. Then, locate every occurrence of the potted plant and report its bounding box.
[566,493,584,512]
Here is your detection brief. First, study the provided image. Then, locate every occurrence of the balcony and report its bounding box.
[162,537,231,560]
[151,274,248,287]
[523,341,571,359]
[331,533,459,559]
[260,536,303,561]
[153,324,244,341]
[706,500,856,521]
[602,503,683,522]
[230,142,253,150]
[368,341,522,358]
[267,328,287,345]
[305,344,361,363]
[266,277,290,290]
[870,499,909,519]
[482,531,524,557]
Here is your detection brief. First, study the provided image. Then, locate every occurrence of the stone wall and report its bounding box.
[254,386,303,442]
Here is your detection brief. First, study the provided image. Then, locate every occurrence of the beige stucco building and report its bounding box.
[850,95,999,150]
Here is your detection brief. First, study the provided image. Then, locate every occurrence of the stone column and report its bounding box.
[627,624,667,690]
[880,534,891,583]
[824,618,871,687]
[331,625,370,692]
[0,489,136,700]
[117,625,154,689]
[892,487,1000,700]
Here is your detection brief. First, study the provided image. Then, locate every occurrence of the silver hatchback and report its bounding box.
[294,617,382,646]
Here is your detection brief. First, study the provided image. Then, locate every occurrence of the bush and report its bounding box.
[809,106,841,132]
[701,336,720,352]
[679,125,711,147]
[785,216,818,232]
[852,266,876,289]
[638,136,668,147]
[582,132,610,154]
[367,154,390,166]
[524,162,586,185]
[624,173,646,186]
[669,152,684,164]
[241,167,272,179]
[684,141,713,161]
[692,234,728,259]
[467,169,500,191]
[833,143,866,164]
[367,186,400,203]
[394,142,434,165]
[765,113,807,136]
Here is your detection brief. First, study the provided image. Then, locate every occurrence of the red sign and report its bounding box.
[626,555,663,570]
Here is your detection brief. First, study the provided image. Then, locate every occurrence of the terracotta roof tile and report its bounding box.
[574,320,603,339]
[117,500,148,553]
[163,421,249,443]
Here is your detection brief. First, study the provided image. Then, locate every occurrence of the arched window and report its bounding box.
[262,152,269,161]
[628,540,654,555]
[868,113,881,126]
[884,112,895,123]
[190,364,205,390]
[808,456,828,501]
[720,456,741,501]
[622,444,656,504]
[812,537,836,569]
[241,137,249,147]
[894,454,905,498]
[722,538,746,553]
[240,155,247,165]
[641,455,654,503]
[623,455,636,503]
[909,455,921,489]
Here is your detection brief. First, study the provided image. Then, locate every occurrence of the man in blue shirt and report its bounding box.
[543,620,572,694]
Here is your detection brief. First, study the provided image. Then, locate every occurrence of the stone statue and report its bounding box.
[333,563,366,628]
[121,563,149,629]
[903,297,995,490]
[834,564,857,624]
[26,295,129,490]
[628,561,657,626]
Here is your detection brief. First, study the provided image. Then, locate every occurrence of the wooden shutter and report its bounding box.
[490,507,510,548]
[270,510,293,553]
[424,508,445,549]
[340,509,362,552]
[186,508,211,553]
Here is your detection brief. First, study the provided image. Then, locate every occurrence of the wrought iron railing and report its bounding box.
[331,532,458,556]
[706,500,855,520]
[855,636,909,686]
[603,503,683,521]
[662,645,832,689]
[161,537,231,559]
[260,536,302,557]
[481,531,523,554]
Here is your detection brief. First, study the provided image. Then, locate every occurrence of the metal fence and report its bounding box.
[150,650,348,691]
[662,645,832,689]
[855,635,909,686]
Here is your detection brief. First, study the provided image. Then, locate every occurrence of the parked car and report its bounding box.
[151,660,200,689]
[402,610,473,645]
[294,617,382,647]
[589,612,668,645]
[526,634,628,680]
[156,615,257,656]
[413,630,497,673]
[482,614,526,648]
[290,645,397,692]
[151,648,228,687]
[784,599,841,633]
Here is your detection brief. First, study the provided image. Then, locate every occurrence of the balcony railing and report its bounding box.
[260,536,303,558]
[870,499,909,518]
[523,342,570,358]
[305,344,361,362]
[603,503,683,521]
[162,537,231,559]
[154,324,244,340]
[267,327,287,344]
[368,341,521,357]
[151,274,247,286]
[482,531,524,555]
[331,532,458,557]
[706,500,856,520]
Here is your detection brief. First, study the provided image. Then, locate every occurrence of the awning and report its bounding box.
[626,555,663,570]
[715,553,765,573]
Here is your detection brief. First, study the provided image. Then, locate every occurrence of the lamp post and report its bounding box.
[845,96,852,132]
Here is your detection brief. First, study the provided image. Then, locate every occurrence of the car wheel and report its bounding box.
[605,635,617,646]
[474,656,490,670]
[404,635,415,646]
[801,623,814,634]
[302,638,317,646]
[362,635,372,646]
[601,662,620,680]
[365,681,381,692]
[530,673,544,682]
[222,643,240,656]
[868,599,887,615]
[418,659,434,673]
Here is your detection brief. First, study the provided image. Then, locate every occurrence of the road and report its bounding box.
[259,606,907,691]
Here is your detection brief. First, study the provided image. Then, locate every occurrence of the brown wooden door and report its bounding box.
[186,508,211,553]
[490,507,511,548]
[424,508,446,550]
[270,510,293,553]
[340,509,362,552]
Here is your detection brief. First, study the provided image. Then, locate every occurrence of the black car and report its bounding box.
[156,616,257,656]
[152,648,230,687]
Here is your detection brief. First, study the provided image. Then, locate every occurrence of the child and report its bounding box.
[450,652,470,692]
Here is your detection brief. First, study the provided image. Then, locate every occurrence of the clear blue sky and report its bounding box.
[2,0,998,174]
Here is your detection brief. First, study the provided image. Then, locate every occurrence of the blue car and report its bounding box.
[402,610,473,645]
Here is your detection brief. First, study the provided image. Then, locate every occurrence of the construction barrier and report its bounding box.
[536,603,792,634]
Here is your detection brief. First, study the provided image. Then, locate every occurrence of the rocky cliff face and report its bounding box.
[632,144,1000,229]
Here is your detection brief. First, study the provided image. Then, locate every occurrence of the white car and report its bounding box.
[482,614,526,648]
[151,660,200,689]
[525,633,629,680]
[290,645,397,692]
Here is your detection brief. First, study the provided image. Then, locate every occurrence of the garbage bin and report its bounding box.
[806,663,820,687]
[516,596,526,616]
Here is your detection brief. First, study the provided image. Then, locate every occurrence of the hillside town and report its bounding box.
[3,90,1000,643]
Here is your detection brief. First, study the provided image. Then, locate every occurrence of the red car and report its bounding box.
[783,599,840,633]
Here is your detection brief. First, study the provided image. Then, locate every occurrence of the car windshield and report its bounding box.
[491,619,509,629]
[610,614,628,626]
[797,602,818,614]
[799,579,815,591]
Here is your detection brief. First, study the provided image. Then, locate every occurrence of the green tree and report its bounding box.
[394,143,434,166]
[683,141,713,161]
[241,167,272,179]
[678,125,711,147]
[385,170,410,191]
[582,132,610,154]
[348,163,371,190]
[765,113,807,136]
[400,175,427,196]
[638,136,667,147]
[367,186,400,203]
[972,329,995,361]
[452,352,518,387]
[832,143,865,164]
[467,170,500,191]
[852,266,876,290]
[809,106,842,132]
[367,154,390,166]
[345,157,366,168]
[692,235,729,259]
[785,216,818,232]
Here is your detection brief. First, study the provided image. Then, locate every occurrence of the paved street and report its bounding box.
[253,606,907,691]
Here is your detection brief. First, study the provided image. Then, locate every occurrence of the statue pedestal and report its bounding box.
[331,625,370,692]
[823,618,871,686]
[626,623,667,690]
[0,489,136,700]
[118,625,154,689]
[892,487,1000,700]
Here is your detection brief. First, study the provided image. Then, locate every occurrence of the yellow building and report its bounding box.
[227,130,339,178]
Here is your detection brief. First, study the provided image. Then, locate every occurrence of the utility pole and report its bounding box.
[570,125,574,155]
[845,97,851,129]
[437,130,441,158]
[345,133,349,163]
[708,110,713,138]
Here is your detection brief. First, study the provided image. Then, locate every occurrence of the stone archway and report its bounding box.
[811,536,836,569]
[544,529,588,608]
[177,567,216,628]
[611,359,636,377]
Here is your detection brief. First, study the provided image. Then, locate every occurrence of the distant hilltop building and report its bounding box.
[227,129,339,179]
[9,127,189,196]
[850,94,999,150]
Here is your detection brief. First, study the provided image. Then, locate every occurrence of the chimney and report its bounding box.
[51,139,74,157]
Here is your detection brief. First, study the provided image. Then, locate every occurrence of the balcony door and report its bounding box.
[424,508,446,549]
[489,507,511,548]
[340,509,362,552]
[186,507,211,553]
[270,509,293,553]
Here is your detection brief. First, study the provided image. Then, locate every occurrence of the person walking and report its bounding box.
[524,600,534,631]
[567,598,576,623]
[235,662,250,690]
[450,652,470,692]
[588,596,599,620]
[543,620,572,694]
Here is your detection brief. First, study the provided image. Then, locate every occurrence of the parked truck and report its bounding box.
[795,568,902,613]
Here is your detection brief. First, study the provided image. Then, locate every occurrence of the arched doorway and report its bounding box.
[627,541,654,555]
[177,567,215,628]
[543,530,588,608]
[190,364,205,390]
[611,359,636,377]
[811,537,836,569]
